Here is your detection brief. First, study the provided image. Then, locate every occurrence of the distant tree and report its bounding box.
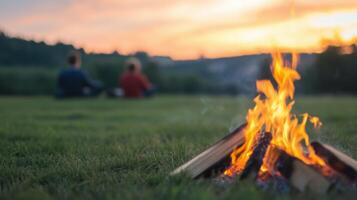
[258,57,279,90]
[310,45,357,94]
[134,51,149,61]
[143,61,162,86]
[90,62,124,88]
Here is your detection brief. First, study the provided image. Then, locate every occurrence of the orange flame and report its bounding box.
[224,52,326,176]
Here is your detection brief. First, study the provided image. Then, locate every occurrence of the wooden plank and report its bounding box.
[170,123,246,178]
[311,141,357,182]
[276,151,333,193]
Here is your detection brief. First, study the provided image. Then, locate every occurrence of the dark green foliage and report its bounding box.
[0,96,356,199]
[87,62,125,89]
[143,61,163,87]
[0,32,130,94]
[1,31,357,95]
[0,67,57,95]
[258,57,275,87]
[302,45,357,94]
[0,32,240,95]
[0,32,78,67]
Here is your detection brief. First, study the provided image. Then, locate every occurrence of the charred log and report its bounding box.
[240,131,272,180]
[256,172,291,193]
[311,141,357,182]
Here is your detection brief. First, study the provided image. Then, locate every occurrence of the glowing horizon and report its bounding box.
[0,0,356,59]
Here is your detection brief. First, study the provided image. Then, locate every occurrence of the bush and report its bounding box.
[304,45,357,94]
[86,62,124,89]
[0,67,56,95]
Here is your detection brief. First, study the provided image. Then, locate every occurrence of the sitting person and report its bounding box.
[119,58,155,98]
[55,50,103,98]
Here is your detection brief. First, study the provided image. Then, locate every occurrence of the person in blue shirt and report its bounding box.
[55,51,103,98]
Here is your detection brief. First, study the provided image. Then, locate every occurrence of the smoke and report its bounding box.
[200,97,225,116]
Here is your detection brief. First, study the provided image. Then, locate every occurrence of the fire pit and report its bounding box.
[171,52,357,193]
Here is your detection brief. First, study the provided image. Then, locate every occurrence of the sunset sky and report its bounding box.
[0,0,356,59]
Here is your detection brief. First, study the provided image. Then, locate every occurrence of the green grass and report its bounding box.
[0,95,356,199]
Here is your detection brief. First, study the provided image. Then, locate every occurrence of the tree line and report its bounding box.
[0,31,356,95]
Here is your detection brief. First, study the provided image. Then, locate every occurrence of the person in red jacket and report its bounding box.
[120,58,155,98]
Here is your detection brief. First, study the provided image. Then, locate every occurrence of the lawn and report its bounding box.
[0,95,356,199]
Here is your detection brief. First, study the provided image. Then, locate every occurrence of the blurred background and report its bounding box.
[0,0,356,96]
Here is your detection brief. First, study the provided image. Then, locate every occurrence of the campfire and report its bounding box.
[171,52,357,193]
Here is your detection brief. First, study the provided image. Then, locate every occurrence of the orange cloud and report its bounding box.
[1,0,356,59]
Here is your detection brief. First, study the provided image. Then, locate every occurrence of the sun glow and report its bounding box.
[1,0,356,59]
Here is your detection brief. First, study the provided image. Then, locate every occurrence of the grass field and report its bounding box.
[0,95,356,199]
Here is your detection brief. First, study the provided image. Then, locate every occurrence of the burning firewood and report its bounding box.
[170,124,246,178]
[171,51,357,194]
[276,150,333,193]
[311,141,357,182]
[240,131,272,180]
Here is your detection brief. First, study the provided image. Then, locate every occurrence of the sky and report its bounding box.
[0,0,356,59]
